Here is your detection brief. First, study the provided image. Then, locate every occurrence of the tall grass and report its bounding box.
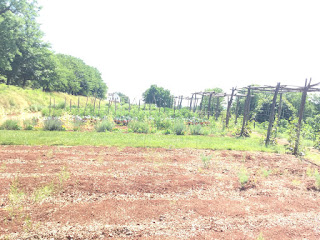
[0,130,286,153]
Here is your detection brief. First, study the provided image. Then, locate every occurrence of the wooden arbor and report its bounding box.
[239,79,320,155]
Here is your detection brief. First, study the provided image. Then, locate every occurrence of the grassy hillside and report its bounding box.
[0,84,103,116]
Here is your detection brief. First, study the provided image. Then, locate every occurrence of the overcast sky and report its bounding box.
[38,0,320,100]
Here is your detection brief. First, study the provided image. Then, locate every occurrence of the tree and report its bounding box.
[0,0,41,82]
[116,92,130,104]
[143,85,172,108]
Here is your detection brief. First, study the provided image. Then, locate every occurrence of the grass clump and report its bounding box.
[201,154,212,169]
[57,166,70,191]
[0,119,21,130]
[256,232,265,240]
[33,183,55,202]
[95,120,115,132]
[43,118,65,131]
[6,178,25,218]
[128,120,149,133]
[238,167,249,189]
[172,120,186,135]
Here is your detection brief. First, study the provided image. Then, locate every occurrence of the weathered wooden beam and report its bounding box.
[294,79,311,155]
[240,87,251,137]
[235,96,240,124]
[189,93,194,111]
[265,82,281,146]
[207,93,213,119]
[226,88,235,128]
[274,93,283,138]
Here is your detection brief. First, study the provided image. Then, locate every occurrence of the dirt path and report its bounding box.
[0,146,320,239]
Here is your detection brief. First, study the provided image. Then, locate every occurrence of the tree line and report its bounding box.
[0,0,107,98]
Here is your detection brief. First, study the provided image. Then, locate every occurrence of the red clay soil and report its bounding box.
[0,146,320,239]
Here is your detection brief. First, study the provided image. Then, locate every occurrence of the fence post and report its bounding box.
[265,83,281,146]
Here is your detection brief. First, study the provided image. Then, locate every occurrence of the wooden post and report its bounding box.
[274,93,283,138]
[93,95,97,114]
[98,99,101,115]
[49,97,52,116]
[294,79,311,155]
[235,96,240,124]
[84,96,89,116]
[265,83,281,146]
[226,88,235,128]
[179,96,183,109]
[240,87,251,137]
[189,94,194,111]
[193,94,197,112]
[207,93,213,119]
[199,94,204,115]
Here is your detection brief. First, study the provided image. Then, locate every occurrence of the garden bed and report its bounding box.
[0,146,320,239]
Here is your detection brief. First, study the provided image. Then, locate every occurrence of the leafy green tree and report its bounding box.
[116,92,130,103]
[55,54,107,98]
[143,85,172,108]
[0,0,41,83]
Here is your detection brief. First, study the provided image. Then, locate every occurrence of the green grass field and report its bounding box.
[0,130,285,153]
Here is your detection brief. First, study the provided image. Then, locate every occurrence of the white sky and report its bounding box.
[38,0,320,100]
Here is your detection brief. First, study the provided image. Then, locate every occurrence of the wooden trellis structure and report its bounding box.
[190,90,246,124]
[238,79,320,155]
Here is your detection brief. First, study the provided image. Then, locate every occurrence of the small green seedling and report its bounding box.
[201,154,212,169]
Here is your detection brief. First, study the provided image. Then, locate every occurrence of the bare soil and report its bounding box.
[0,146,320,239]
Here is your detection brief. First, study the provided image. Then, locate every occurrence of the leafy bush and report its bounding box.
[128,120,149,133]
[73,118,84,131]
[56,102,66,109]
[190,124,203,135]
[172,120,186,135]
[43,118,65,131]
[95,120,115,132]
[0,120,21,130]
[23,118,38,130]
[154,117,172,130]
[29,104,43,112]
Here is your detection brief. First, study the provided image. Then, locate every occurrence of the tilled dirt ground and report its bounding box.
[0,145,320,239]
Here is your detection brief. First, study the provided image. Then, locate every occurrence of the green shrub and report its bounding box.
[56,102,66,109]
[172,120,186,135]
[43,118,65,131]
[128,120,149,133]
[154,117,172,130]
[190,124,203,135]
[29,104,43,112]
[0,120,21,130]
[95,120,115,132]
[23,118,38,130]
